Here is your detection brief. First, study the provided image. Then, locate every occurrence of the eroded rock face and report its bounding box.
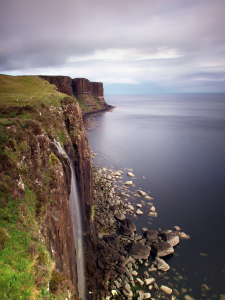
[39,76,73,96]
[130,242,151,260]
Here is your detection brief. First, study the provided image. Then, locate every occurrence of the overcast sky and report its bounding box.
[1,0,225,93]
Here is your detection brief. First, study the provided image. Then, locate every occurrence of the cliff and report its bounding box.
[40,76,109,113]
[0,74,97,299]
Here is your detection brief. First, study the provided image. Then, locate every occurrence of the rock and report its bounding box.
[106,175,112,180]
[137,203,142,208]
[124,283,131,293]
[136,209,143,215]
[144,230,158,243]
[160,285,172,295]
[120,192,130,197]
[184,296,194,300]
[119,225,133,237]
[155,257,170,272]
[125,181,133,185]
[145,196,154,200]
[150,206,156,212]
[201,284,210,291]
[144,293,151,299]
[102,233,118,249]
[114,211,126,221]
[173,289,180,296]
[136,278,144,286]
[121,218,136,232]
[148,212,157,217]
[127,172,135,177]
[161,231,179,247]
[178,232,190,239]
[131,270,138,276]
[151,242,174,257]
[127,204,134,210]
[131,243,151,260]
[154,282,159,290]
[114,171,121,176]
[144,278,155,285]
[174,226,181,231]
[139,190,147,196]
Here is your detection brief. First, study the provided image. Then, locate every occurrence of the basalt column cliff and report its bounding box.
[40,76,109,112]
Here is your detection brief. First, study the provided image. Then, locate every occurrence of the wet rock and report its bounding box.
[114,211,126,221]
[148,212,157,217]
[178,232,190,239]
[160,285,172,295]
[150,206,156,212]
[139,190,147,196]
[127,172,135,177]
[155,257,170,272]
[174,226,181,231]
[125,181,133,185]
[131,243,151,260]
[161,230,179,247]
[144,278,155,285]
[184,296,194,300]
[136,209,144,215]
[144,230,158,243]
[151,242,174,257]
[173,288,180,296]
[201,284,210,291]
[121,218,136,232]
[136,278,144,286]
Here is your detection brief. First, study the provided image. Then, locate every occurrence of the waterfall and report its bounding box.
[53,140,85,299]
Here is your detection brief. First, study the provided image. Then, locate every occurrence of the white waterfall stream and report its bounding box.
[53,140,85,299]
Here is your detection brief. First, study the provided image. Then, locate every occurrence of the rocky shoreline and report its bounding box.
[91,164,192,300]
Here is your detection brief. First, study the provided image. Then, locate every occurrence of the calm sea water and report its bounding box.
[87,94,225,299]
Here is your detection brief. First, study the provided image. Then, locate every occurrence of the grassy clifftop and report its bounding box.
[0,75,80,299]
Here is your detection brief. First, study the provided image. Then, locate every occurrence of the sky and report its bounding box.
[0,0,225,93]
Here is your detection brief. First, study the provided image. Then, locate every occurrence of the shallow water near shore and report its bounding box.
[87,94,225,299]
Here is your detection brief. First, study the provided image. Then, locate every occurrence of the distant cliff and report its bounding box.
[40,76,109,112]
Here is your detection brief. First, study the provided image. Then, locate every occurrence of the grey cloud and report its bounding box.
[0,0,225,92]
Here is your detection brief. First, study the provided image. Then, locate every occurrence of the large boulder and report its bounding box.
[161,230,179,247]
[130,242,151,260]
[114,211,126,221]
[144,230,158,243]
[121,218,136,232]
[151,242,174,257]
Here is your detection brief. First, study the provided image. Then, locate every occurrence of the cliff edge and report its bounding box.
[40,76,109,113]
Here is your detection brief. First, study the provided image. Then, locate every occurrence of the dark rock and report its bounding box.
[144,230,158,243]
[119,225,133,237]
[109,205,117,212]
[151,242,174,257]
[98,259,105,269]
[121,218,136,232]
[130,242,151,260]
[102,233,118,249]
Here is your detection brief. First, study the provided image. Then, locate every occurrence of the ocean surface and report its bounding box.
[86,94,225,299]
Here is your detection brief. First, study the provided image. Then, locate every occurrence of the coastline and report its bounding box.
[84,112,193,300]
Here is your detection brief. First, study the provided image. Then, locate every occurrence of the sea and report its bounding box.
[86,94,225,299]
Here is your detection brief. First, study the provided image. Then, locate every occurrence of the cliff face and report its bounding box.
[0,75,96,299]
[39,75,73,97]
[40,75,109,112]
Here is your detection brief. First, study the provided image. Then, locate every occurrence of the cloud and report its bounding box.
[0,0,225,92]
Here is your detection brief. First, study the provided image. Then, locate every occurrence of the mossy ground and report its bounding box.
[0,75,79,299]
